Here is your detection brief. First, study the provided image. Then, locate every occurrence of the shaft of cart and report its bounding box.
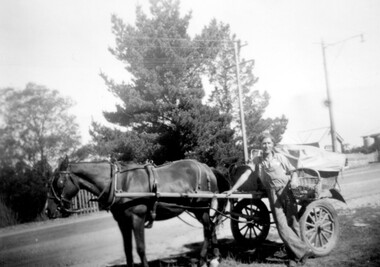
[115,191,264,199]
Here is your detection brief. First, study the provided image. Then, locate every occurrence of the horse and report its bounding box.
[51,157,230,267]
[228,164,265,192]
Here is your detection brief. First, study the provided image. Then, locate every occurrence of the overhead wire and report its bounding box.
[112,36,238,69]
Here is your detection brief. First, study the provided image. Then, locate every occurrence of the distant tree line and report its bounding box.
[0,84,81,224]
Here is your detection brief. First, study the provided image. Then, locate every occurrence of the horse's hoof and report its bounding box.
[209,258,219,267]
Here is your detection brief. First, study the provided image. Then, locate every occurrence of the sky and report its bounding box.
[1,0,380,148]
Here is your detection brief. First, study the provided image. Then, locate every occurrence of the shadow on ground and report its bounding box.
[107,238,287,267]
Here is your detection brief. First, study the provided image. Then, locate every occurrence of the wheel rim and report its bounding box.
[236,203,267,240]
[304,206,336,249]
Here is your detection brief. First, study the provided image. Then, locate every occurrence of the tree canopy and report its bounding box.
[0,83,81,167]
[0,83,80,222]
[92,0,288,166]
[95,0,239,165]
[203,21,288,148]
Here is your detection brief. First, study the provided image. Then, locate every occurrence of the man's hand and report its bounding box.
[223,190,234,197]
[290,172,299,189]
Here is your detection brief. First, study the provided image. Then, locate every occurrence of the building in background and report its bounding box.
[281,127,345,153]
[362,130,380,151]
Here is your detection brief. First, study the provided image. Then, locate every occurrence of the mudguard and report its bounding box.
[319,188,346,203]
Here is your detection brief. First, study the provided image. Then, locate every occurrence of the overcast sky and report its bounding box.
[1,0,380,147]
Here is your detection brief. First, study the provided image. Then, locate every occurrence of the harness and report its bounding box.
[54,160,214,228]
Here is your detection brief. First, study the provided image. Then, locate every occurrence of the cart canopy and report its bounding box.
[275,144,346,172]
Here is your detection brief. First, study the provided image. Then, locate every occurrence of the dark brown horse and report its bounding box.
[228,164,265,192]
[51,157,229,267]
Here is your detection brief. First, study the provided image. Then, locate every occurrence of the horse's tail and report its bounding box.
[211,168,230,225]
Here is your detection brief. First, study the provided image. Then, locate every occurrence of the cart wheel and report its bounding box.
[230,199,270,247]
[300,199,339,257]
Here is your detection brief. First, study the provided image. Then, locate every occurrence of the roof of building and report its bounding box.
[281,127,344,145]
[362,127,380,138]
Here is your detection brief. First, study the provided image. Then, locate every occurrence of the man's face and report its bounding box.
[261,137,274,154]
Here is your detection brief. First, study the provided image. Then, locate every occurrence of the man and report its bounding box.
[226,132,313,266]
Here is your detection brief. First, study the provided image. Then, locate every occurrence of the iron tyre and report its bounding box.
[300,199,340,257]
[230,199,270,247]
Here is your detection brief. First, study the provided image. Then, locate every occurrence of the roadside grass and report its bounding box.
[0,197,18,228]
[308,206,380,267]
[217,206,380,267]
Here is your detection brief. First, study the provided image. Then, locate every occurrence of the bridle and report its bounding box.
[51,166,81,213]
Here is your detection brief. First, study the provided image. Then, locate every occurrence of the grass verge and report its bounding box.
[217,206,380,267]
[0,197,19,227]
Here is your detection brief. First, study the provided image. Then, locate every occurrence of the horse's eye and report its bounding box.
[57,177,65,188]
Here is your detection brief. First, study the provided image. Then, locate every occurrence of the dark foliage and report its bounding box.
[0,159,52,223]
[92,0,240,166]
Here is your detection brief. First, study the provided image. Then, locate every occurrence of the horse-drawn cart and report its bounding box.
[52,145,346,266]
[111,145,346,258]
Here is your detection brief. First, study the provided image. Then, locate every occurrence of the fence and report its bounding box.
[72,190,99,214]
[345,150,379,168]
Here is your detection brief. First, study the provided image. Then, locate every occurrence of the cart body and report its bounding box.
[229,145,347,256]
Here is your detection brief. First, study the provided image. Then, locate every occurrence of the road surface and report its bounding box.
[1,163,380,266]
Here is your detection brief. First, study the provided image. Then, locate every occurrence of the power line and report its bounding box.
[121,36,234,43]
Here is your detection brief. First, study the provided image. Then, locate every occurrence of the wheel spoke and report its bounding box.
[239,223,248,232]
[320,231,330,245]
[321,227,333,235]
[309,209,317,224]
[317,208,323,221]
[243,207,249,215]
[318,231,323,247]
[320,211,329,223]
[252,222,260,230]
[321,221,333,228]
[306,227,316,235]
[243,225,250,237]
[308,230,318,244]
[252,225,259,237]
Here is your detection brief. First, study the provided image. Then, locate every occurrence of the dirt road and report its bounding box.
[1,163,380,267]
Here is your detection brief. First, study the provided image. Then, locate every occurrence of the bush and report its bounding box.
[0,196,18,227]
[0,160,51,223]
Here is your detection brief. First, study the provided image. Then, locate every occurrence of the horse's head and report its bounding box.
[50,156,81,214]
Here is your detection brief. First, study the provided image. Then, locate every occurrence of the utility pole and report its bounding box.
[321,39,337,152]
[320,34,364,152]
[234,40,249,162]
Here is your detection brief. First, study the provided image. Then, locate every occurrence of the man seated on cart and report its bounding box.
[226,132,313,267]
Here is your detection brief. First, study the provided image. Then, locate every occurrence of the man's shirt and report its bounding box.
[251,152,295,189]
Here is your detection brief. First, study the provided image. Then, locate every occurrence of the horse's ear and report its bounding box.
[58,155,69,170]
[64,155,69,166]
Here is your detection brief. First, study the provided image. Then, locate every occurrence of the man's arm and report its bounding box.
[277,153,299,188]
[224,165,254,196]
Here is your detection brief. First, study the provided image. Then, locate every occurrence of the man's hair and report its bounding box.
[258,132,275,144]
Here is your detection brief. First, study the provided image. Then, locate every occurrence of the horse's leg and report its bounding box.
[113,213,134,267]
[131,208,149,267]
[210,220,220,266]
[194,211,214,267]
